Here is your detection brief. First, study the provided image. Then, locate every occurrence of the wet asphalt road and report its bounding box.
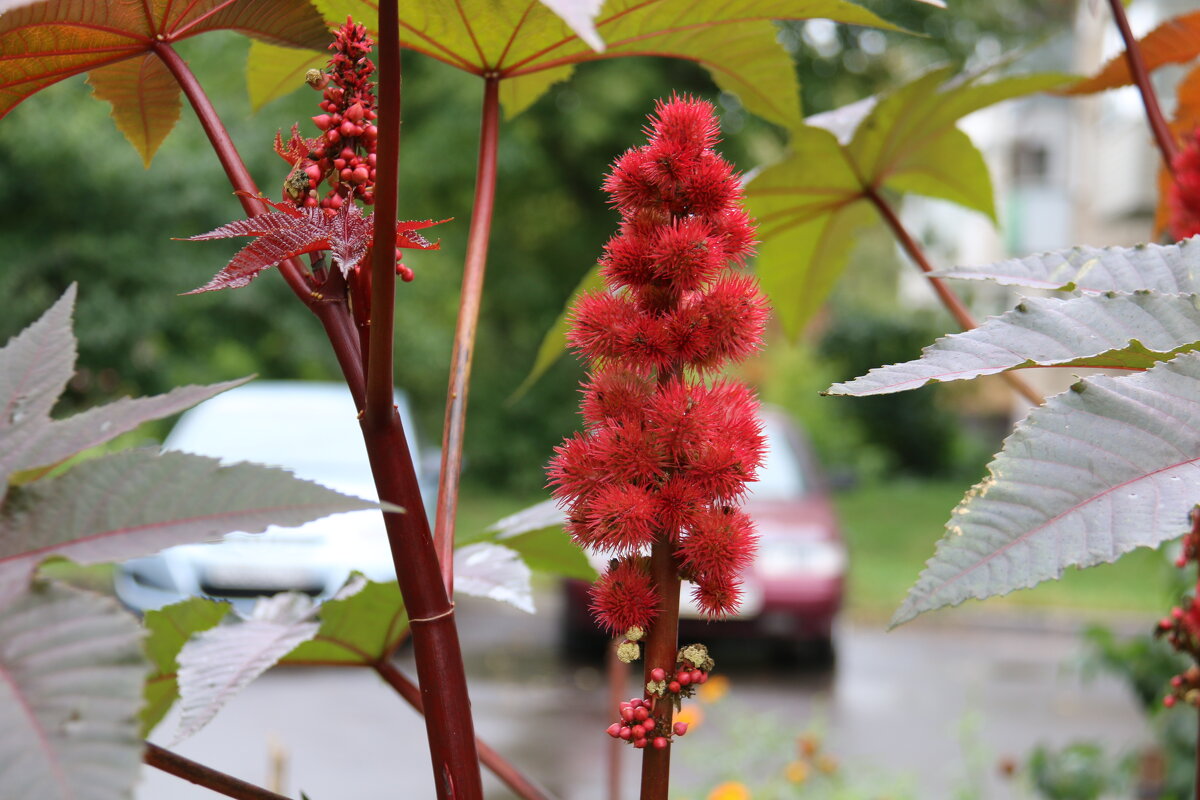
[136,592,1151,799]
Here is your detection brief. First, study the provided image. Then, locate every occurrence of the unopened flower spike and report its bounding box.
[183,20,448,293]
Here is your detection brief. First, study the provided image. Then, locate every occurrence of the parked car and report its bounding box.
[113,381,428,612]
[562,407,847,661]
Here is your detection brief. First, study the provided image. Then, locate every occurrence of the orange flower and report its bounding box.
[707,781,752,800]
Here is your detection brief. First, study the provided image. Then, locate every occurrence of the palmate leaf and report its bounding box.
[175,593,320,742]
[746,67,1071,335]
[185,197,444,293]
[454,542,535,613]
[281,577,407,666]
[0,285,249,499]
[141,597,231,737]
[0,449,384,606]
[933,238,1200,293]
[828,292,1200,397]
[1061,10,1200,96]
[893,351,1200,626]
[0,581,146,800]
[250,0,901,126]
[0,0,329,164]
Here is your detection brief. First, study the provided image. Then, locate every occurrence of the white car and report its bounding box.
[114,381,429,612]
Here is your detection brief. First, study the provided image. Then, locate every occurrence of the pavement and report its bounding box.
[136,590,1154,799]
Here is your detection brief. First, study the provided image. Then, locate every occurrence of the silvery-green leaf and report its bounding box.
[454,542,535,614]
[933,238,1200,293]
[895,351,1200,626]
[0,581,146,800]
[830,292,1200,396]
[174,592,319,743]
[0,449,384,605]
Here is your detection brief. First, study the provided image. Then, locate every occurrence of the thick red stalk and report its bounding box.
[374,660,554,800]
[434,76,502,593]
[639,539,681,800]
[364,5,483,798]
[863,186,1043,407]
[1106,0,1179,173]
[144,743,290,800]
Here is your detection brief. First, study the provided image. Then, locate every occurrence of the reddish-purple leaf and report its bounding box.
[186,198,445,293]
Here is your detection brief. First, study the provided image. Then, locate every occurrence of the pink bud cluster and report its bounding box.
[605,696,689,750]
[1158,507,1200,710]
[548,96,768,635]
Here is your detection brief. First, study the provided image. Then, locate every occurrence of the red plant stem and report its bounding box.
[1106,0,1179,172]
[434,76,503,593]
[607,639,627,800]
[640,538,681,799]
[363,6,483,798]
[863,186,1043,407]
[374,660,554,800]
[144,743,290,800]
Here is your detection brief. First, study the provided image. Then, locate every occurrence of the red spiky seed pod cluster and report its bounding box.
[1168,128,1200,242]
[548,96,768,635]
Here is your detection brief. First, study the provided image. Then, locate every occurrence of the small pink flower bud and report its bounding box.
[673,722,688,736]
[652,737,668,750]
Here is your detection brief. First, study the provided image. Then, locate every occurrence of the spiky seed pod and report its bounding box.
[548,95,766,636]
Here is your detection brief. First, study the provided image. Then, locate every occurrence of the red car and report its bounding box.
[562,407,847,663]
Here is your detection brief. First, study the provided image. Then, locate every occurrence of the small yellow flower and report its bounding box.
[815,754,838,775]
[697,674,730,704]
[785,760,809,784]
[674,704,705,731]
[707,781,752,800]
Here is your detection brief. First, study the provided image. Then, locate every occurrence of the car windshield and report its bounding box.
[165,384,402,492]
[746,414,809,501]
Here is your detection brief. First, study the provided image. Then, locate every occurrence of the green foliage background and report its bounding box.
[0,1,1071,494]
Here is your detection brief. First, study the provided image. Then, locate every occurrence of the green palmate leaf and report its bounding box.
[282,577,407,665]
[0,448,385,606]
[175,593,319,742]
[829,292,1200,397]
[509,264,603,402]
[502,525,597,581]
[86,54,180,167]
[246,42,328,112]
[746,67,1071,335]
[483,498,597,581]
[0,0,329,163]
[893,351,1200,626]
[934,239,1200,294]
[537,0,605,52]
[0,581,147,800]
[263,0,900,125]
[0,285,249,499]
[141,597,231,737]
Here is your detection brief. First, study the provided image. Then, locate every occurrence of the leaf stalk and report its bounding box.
[1106,0,1179,172]
[144,743,291,800]
[434,76,503,593]
[863,186,1043,407]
